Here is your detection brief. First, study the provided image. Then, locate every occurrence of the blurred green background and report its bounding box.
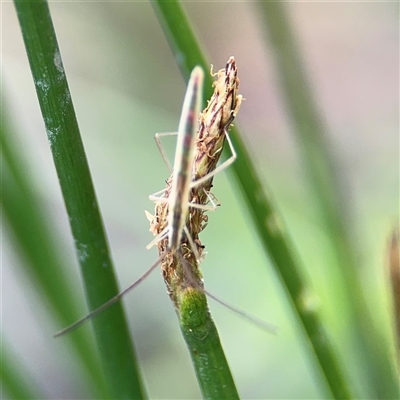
[2,1,398,398]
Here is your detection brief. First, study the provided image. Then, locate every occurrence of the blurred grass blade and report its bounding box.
[389,229,400,367]
[2,107,106,398]
[152,1,353,398]
[0,339,44,399]
[257,2,399,398]
[13,1,146,398]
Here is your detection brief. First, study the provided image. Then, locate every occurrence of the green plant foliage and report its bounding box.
[12,0,146,398]
[3,1,398,399]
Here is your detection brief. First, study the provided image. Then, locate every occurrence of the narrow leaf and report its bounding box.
[13,1,146,397]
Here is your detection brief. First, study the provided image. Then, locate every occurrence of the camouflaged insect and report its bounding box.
[148,57,242,309]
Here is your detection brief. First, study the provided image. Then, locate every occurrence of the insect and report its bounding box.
[146,63,240,252]
[55,59,274,337]
[147,58,241,307]
[54,64,232,336]
[146,59,274,332]
[146,66,214,256]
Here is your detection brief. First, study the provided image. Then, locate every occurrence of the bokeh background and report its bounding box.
[2,1,398,399]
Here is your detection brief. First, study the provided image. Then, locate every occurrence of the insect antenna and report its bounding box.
[54,256,162,338]
[178,252,277,334]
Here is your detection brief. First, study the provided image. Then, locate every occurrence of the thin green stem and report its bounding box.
[13,1,146,398]
[147,13,245,397]
[179,288,240,400]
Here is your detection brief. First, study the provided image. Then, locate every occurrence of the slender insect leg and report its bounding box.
[146,225,170,250]
[204,190,221,207]
[146,195,217,252]
[192,190,221,211]
[189,129,237,189]
[148,128,236,253]
[149,188,169,203]
[54,256,163,337]
[152,128,236,211]
[154,131,179,173]
[182,225,204,263]
[149,131,236,252]
[150,190,219,211]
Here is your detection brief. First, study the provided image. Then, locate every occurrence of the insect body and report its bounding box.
[147,57,242,307]
[55,65,215,337]
[54,58,261,337]
[146,66,209,254]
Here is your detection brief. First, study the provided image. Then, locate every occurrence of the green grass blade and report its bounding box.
[13,1,146,398]
[1,109,106,398]
[152,0,354,398]
[0,339,44,399]
[257,2,399,398]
